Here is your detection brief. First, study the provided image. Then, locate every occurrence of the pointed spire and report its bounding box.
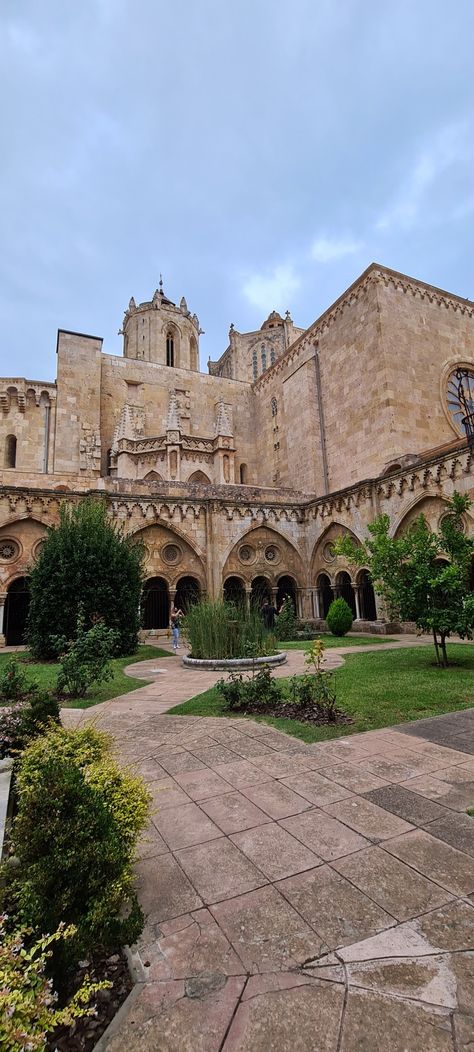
[215,399,233,438]
[128,296,136,311]
[112,404,134,449]
[166,390,181,432]
[159,274,164,295]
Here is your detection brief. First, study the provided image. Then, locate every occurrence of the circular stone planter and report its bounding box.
[182,652,287,671]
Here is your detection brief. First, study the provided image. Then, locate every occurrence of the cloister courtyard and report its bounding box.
[41,631,473,1052]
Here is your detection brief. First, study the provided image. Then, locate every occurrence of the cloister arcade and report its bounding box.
[0,488,472,643]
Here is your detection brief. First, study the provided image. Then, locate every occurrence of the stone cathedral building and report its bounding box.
[0,263,473,645]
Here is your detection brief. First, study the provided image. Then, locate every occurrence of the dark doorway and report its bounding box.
[175,576,200,612]
[359,570,377,620]
[336,571,357,618]
[251,576,271,606]
[276,575,297,613]
[223,576,246,607]
[5,577,30,645]
[317,573,333,618]
[142,577,169,630]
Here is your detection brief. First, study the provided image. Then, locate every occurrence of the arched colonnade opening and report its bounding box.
[141,574,201,630]
[314,569,377,622]
[223,573,299,614]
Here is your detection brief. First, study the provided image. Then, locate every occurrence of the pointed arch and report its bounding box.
[188,470,211,484]
[310,521,362,582]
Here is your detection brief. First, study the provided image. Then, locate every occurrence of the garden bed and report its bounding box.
[230,696,352,726]
[48,949,133,1052]
[182,652,287,670]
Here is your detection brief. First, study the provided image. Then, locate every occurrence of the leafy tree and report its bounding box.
[333,492,474,667]
[27,498,144,658]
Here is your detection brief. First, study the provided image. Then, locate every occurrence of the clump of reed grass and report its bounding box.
[184,600,277,659]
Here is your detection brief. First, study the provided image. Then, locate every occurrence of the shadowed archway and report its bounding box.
[142,577,169,630]
[317,573,333,618]
[175,576,200,611]
[5,576,30,645]
[251,576,271,606]
[223,576,246,606]
[276,574,297,613]
[358,569,377,620]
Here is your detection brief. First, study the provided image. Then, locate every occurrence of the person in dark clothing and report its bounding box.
[260,597,278,630]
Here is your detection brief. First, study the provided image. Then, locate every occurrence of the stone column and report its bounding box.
[244,584,252,612]
[0,593,6,647]
[300,588,313,619]
[313,588,321,619]
[374,589,387,621]
[353,585,362,620]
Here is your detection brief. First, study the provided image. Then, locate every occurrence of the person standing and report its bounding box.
[170,604,184,651]
[260,597,278,631]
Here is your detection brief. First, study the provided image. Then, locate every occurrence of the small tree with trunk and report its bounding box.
[333,492,474,667]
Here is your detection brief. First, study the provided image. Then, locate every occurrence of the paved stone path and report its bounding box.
[64,638,474,1051]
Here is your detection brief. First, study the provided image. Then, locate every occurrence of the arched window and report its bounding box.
[5,435,17,468]
[239,463,247,484]
[270,349,275,366]
[271,398,278,417]
[252,350,258,380]
[166,332,174,367]
[261,345,267,372]
[106,448,113,475]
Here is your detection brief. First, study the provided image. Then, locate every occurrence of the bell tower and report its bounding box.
[121,278,201,371]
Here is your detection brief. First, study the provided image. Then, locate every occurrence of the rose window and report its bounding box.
[0,539,20,561]
[162,543,181,565]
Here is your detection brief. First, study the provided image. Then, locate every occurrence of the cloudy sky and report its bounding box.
[1,0,474,380]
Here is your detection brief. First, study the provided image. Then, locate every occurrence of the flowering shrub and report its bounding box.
[275,597,298,641]
[0,917,109,1052]
[0,693,60,759]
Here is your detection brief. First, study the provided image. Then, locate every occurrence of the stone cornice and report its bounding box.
[0,442,472,527]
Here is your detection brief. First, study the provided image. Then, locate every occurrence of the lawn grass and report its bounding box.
[283,634,396,649]
[169,644,474,743]
[0,645,174,709]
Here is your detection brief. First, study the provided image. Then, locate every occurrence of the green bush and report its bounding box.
[275,596,298,641]
[216,665,283,711]
[326,597,353,636]
[54,614,118,697]
[27,498,144,659]
[0,658,37,702]
[0,918,109,1052]
[184,600,274,659]
[4,725,150,980]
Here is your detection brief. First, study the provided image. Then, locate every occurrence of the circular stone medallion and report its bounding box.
[238,544,255,564]
[162,543,182,565]
[0,539,20,562]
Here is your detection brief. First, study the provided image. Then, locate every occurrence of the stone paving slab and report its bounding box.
[69,644,474,1051]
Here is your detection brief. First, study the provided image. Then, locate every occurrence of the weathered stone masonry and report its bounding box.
[1,263,473,643]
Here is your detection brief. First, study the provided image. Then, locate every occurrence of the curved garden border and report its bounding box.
[182,652,287,671]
